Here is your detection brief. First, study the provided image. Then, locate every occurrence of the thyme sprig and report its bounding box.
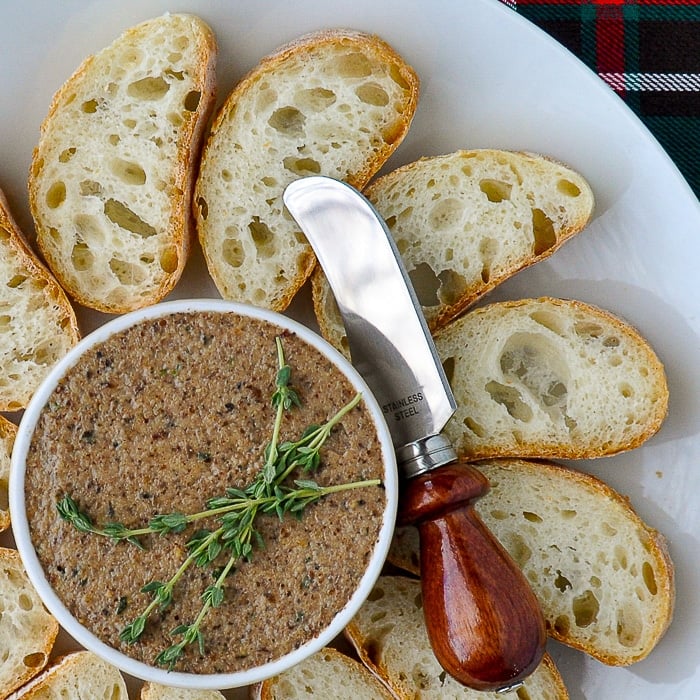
[57,336,380,671]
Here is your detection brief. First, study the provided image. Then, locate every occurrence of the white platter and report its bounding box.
[1,1,699,698]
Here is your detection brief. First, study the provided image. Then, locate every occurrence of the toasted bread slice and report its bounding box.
[0,189,79,411]
[435,297,668,460]
[11,650,127,699]
[345,575,569,699]
[194,29,419,311]
[312,149,594,352]
[0,548,59,697]
[253,647,395,699]
[388,459,674,666]
[29,13,217,313]
[139,683,225,699]
[0,416,16,532]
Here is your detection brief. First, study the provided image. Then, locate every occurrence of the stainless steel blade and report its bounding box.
[284,176,457,474]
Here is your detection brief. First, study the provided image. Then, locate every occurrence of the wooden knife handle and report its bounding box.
[398,461,546,691]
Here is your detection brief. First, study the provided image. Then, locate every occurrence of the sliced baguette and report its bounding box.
[194,29,419,311]
[435,297,668,460]
[29,13,217,313]
[139,683,225,699]
[345,575,568,700]
[0,416,16,532]
[0,548,59,698]
[10,650,127,699]
[0,189,79,411]
[253,647,395,699]
[388,459,674,665]
[313,150,594,350]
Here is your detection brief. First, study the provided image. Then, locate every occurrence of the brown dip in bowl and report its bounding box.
[10,299,397,689]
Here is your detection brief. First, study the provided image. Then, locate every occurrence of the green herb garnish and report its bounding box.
[57,336,380,670]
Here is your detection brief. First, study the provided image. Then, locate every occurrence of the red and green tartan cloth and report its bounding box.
[501,0,700,200]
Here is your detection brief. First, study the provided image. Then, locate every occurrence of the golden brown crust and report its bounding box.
[29,14,218,313]
[386,458,675,666]
[0,548,60,696]
[0,415,16,532]
[195,28,419,312]
[436,297,669,461]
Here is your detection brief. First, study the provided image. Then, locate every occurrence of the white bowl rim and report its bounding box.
[10,298,398,689]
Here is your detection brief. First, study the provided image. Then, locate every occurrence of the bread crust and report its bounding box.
[387,458,675,666]
[345,575,569,699]
[312,149,594,348]
[0,547,59,697]
[436,297,669,460]
[0,188,79,410]
[194,29,419,311]
[28,14,218,313]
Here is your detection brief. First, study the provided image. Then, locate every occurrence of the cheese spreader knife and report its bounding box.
[284,176,546,692]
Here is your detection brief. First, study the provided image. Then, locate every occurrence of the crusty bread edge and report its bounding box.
[437,296,670,460]
[362,150,595,331]
[386,458,675,665]
[194,28,419,312]
[0,548,60,698]
[28,13,218,313]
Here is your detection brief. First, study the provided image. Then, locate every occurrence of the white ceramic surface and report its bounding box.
[1,1,699,697]
[10,299,398,689]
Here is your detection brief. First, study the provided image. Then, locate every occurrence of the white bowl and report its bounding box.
[10,298,397,690]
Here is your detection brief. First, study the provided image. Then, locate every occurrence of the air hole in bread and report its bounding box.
[412,665,431,690]
[558,178,582,197]
[614,545,628,571]
[335,52,372,78]
[572,590,599,627]
[381,118,406,146]
[168,111,184,127]
[222,238,245,268]
[6,275,27,289]
[532,208,557,255]
[295,87,337,112]
[486,381,533,422]
[523,511,543,523]
[108,134,120,146]
[184,90,201,111]
[71,243,94,271]
[247,219,277,260]
[268,106,306,137]
[110,158,146,186]
[505,532,532,567]
[355,82,390,106]
[104,199,157,237]
[79,180,103,197]
[283,156,321,176]
[58,147,76,163]
[165,67,185,80]
[554,570,572,592]
[81,99,99,113]
[553,614,570,637]
[408,262,440,306]
[127,75,170,101]
[18,592,33,611]
[0,314,10,327]
[0,478,7,511]
[479,178,512,203]
[561,509,577,519]
[616,604,643,647]
[159,247,179,274]
[123,117,137,129]
[437,268,467,305]
[22,652,47,669]
[574,321,604,339]
[463,416,486,438]
[619,382,634,398]
[370,610,387,623]
[528,310,566,335]
[429,197,463,230]
[46,181,66,209]
[109,258,147,286]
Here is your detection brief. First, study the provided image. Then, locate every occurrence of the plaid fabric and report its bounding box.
[502,0,700,200]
